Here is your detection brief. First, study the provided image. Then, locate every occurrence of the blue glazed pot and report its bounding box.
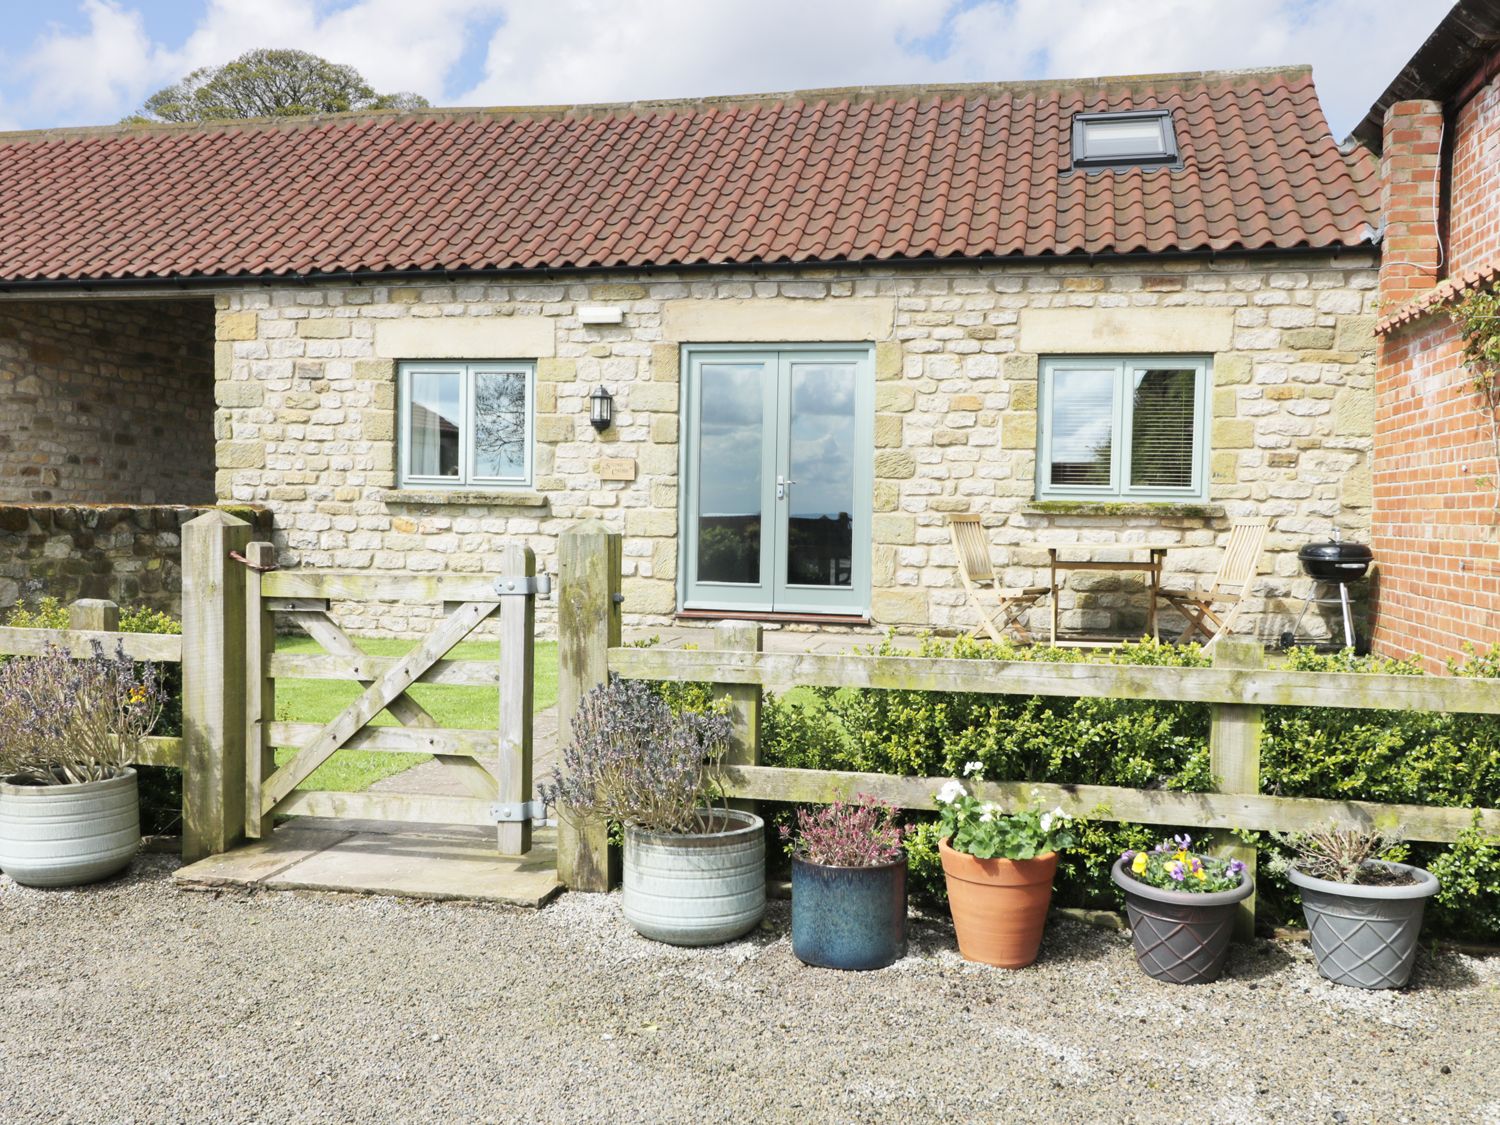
[791,855,907,970]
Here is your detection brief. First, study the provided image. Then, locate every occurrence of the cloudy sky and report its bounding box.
[0,0,1455,137]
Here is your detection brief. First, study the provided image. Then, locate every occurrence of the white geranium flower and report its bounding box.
[979,802,999,823]
[1051,806,1068,821]
[962,760,983,777]
[1040,812,1054,833]
[936,779,967,805]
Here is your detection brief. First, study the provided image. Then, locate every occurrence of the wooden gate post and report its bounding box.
[717,621,762,816]
[556,520,621,891]
[244,541,277,839]
[497,543,536,856]
[1209,638,1264,942]
[180,510,252,863]
[69,599,120,633]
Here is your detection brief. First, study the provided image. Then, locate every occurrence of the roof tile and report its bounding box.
[0,68,1377,284]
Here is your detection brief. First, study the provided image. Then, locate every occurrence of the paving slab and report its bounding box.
[174,820,561,907]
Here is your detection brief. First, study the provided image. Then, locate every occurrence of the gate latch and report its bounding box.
[490,800,547,823]
[492,574,552,598]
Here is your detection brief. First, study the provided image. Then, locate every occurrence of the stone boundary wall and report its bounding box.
[0,298,215,504]
[212,255,1378,640]
[0,505,272,618]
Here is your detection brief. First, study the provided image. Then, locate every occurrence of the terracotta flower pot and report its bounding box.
[938,837,1058,968]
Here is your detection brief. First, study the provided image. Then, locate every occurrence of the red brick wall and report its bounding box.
[1371,81,1500,669]
[1448,74,1500,274]
[1373,319,1500,669]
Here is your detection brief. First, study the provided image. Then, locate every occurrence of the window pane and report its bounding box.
[1048,368,1115,487]
[1082,116,1167,160]
[697,363,765,584]
[786,362,855,588]
[1129,368,1197,490]
[408,369,461,478]
[473,369,528,479]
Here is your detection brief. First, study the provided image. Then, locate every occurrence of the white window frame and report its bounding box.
[398,360,535,489]
[1036,355,1211,503]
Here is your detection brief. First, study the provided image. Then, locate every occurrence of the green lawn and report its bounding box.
[272,636,559,793]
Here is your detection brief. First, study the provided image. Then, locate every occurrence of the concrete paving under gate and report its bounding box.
[173,819,562,907]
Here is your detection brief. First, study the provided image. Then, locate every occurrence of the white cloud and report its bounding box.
[0,0,1460,135]
[21,0,169,124]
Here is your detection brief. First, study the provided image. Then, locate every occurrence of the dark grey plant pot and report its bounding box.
[791,855,907,971]
[1288,860,1438,990]
[1111,856,1253,984]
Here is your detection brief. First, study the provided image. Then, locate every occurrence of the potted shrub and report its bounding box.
[1273,826,1438,990]
[783,795,907,971]
[934,778,1075,968]
[543,675,764,947]
[0,643,163,888]
[1112,835,1252,984]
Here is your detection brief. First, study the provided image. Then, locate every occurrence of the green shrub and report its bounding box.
[751,636,1500,941]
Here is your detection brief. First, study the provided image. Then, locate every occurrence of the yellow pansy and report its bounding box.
[1131,852,1149,875]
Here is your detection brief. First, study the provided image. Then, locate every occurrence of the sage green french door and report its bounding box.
[681,345,873,616]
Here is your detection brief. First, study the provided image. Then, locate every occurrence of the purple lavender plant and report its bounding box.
[0,642,165,785]
[781,795,905,868]
[539,675,733,834]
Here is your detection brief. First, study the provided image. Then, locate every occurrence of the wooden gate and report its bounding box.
[242,541,544,855]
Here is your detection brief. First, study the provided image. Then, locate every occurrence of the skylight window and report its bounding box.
[1072,110,1178,170]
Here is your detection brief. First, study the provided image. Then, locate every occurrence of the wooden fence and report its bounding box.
[554,524,1500,935]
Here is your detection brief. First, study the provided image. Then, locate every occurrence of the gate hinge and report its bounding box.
[490,799,547,823]
[492,574,552,598]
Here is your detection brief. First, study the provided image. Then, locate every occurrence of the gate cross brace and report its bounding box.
[261,599,499,813]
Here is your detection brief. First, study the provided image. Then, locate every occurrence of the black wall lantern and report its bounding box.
[589,385,614,431]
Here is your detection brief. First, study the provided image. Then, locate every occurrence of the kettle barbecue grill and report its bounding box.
[1279,532,1373,652]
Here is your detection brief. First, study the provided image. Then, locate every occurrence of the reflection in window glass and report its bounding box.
[1048,368,1115,487]
[697,363,764,584]
[408,369,462,478]
[787,363,855,588]
[473,370,528,480]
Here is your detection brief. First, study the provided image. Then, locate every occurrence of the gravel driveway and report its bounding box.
[3,856,1497,1124]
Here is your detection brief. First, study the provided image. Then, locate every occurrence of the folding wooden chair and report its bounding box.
[1158,518,1269,647]
[947,514,1050,644]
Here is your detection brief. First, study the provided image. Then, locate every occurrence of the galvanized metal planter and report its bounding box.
[1112,856,1253,984]
[791,855,907,970]
[1289,860,1438,990]
[623,809,765,947]
[0,768,140,888]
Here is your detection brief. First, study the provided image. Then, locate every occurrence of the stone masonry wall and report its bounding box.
[213,255,1378,640]
[0,504,272,618]
[0,298,215,504]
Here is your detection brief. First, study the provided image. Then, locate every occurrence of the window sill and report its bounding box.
[1025,500,1224,519]
[378,488,549,508]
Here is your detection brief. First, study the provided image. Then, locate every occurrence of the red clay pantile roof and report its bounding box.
[1376,257,1500,334]
[0,67,1377,285]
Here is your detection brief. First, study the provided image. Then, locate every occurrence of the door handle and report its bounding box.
[776,475,797,500]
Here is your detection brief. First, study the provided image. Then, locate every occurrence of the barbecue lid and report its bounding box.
[1298,540,1373,563]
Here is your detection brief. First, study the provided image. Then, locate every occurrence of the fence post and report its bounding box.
[1210,637,1264,942]
[716,621,762,816]
[497,543,536,856]
[556,520,621,891]
[180,510,251,863]
[69,599,120,633]
[243,541,276,839]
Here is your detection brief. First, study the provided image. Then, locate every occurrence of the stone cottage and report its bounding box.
[0,67,1380,639]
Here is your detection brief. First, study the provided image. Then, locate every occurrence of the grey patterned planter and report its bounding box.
[0,769,140,888]
[791,855,907,970]
[1288,860,1438,990]
[1111,856,1253,984]
[623,809,765,947]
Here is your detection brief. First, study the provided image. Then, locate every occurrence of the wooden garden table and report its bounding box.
[1046,543,1176,646]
